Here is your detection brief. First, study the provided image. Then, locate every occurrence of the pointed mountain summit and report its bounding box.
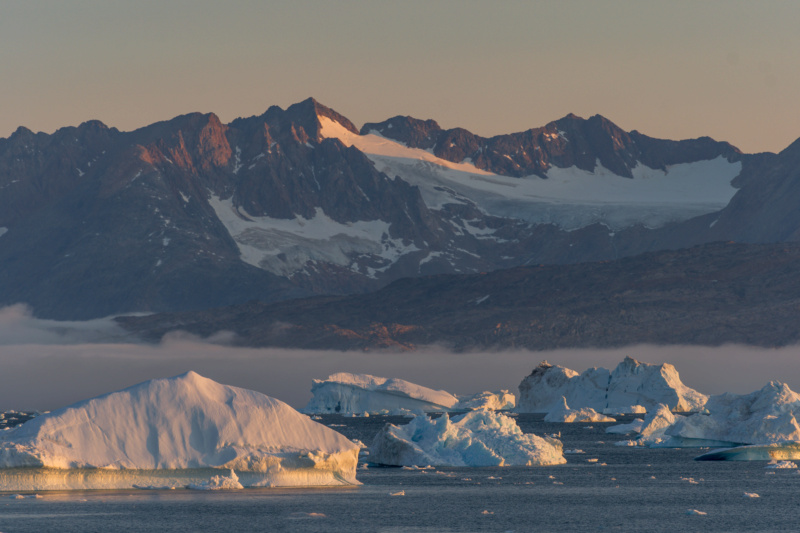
[1,97,798,323]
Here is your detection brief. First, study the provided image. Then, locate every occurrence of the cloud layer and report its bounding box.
[2,305,800,412]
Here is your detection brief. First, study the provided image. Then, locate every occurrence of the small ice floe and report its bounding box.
[686,509,707,516]
[487,476,502,480]
[548,475,556,479]
[288,512,326,519]
[587,458,599,463]
[461,478,472,481]
[351,439,367,448]
[564,449,585,454]
[481,510,494,515]
[133,485,177,490]
[680,476,702,484]
[552,481,563,485]
[358,463,369,470]
[743,492,760,498]
[9,493,42,499]
[389,490,405,496]
[187,470,244,490]
[401,465,434,471]
[606,419,645,435]
[615,440,640,447]
[765,460,797,469]
[544,398,615,423]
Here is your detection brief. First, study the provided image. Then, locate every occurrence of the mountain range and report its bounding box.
[3,98,800,349]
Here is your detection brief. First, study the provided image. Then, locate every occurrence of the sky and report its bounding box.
[2,1,800,154]
[3,1,800,412]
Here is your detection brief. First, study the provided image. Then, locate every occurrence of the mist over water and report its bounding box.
[1,305,800,411]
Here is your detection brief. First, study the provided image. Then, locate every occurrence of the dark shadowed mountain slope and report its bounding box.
[117,241,800,351]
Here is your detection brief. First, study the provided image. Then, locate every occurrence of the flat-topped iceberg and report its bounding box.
[0,371,359,490]
[517,357,707,414]
[302,373,458,414]
[367,411,566,467]
[659,381,800,453]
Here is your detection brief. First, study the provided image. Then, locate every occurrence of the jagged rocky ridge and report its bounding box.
[2,98,800,320]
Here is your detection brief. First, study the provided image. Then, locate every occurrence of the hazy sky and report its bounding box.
[2,1,799,154]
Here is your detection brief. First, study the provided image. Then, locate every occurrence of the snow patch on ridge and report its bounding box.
[208,195,417,278]
[320,116,741,231]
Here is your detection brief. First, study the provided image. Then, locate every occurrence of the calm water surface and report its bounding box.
[1,414,798,532]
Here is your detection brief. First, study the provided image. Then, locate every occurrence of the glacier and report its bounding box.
[302,372,459,414]
[0,371,360,490]
[516,357,707,414]
[319,116,742,231]
[367,410,565,467]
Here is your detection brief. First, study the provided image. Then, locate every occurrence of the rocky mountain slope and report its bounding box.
[1,98,799,320]
[117,241,800,350]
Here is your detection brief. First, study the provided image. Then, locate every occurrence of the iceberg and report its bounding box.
[695,442,800,462]
[516,357,707,413]
[453,390,515,411]
[302,373,458,414]
[367,410,566,467]
[543,397,616,423]
[664,381,800,450]
[0,372,360,490]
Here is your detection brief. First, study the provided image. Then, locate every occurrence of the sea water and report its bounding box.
[1,413,798,532]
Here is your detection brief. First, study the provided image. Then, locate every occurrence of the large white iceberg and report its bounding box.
[302,373,458,414]
[659,381,800,453]
[367,411,566,467]
[0,371,360,490]
[516,357,707,413]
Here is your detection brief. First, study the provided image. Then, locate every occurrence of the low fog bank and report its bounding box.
[1,306,800,411]
[0,304,133,345]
